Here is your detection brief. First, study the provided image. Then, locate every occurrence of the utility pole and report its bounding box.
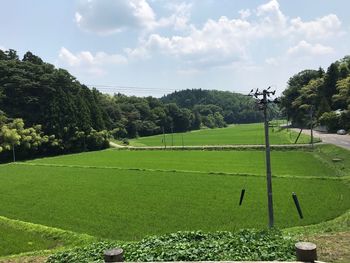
[249,87,277,228]
[12,143,16,162]
[171,125,174,147]
[310,106,314,147]
[162,126,166,149]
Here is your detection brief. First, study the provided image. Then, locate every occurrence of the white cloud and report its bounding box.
[125,0,343,68]
[287,40,334,56]
[124,46,149,59]
[139,16,251,68]
[256,0,287,36]
[289,14,342,40]
[71,0,344,73]
[59,47,127,66]
[265,57,280,66]
[157,2,192,31]
[266,40,334,66]
[58,47,127,76]
[239,9,251,20]
[75,0,156,35]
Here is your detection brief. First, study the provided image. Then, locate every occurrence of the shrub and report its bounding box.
[319,111,340,132]
[47,229,295,263]
[122,138,129,145]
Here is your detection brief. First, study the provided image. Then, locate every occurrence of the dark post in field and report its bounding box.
[12,143,16,162]
[162,126,166,149]
[239,188,245,206]
[171,125,174,147]
[310,106,314,147]
[104,248,123,262]
[292,192,303,219]
[249,87,277,228]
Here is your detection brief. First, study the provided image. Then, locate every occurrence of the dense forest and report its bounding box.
[281,56,350,132]
[0,49,266,160]
[162,89,269,124]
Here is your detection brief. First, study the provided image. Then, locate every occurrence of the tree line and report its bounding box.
[0,49,268,161]
[280,56,350,132]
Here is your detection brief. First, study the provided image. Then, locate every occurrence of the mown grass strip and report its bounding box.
[0,216,96,257]
[286,209,350,236]
[14,162,346,180]
[27,148,337,178]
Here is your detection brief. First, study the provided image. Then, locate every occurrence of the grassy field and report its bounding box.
[0,222,58,256]
[0,145,349,247]
[0,215,95,257]
[129,123,313,146]
[0,163,349,242]
[1,140,349,259]
[29,149,338,178]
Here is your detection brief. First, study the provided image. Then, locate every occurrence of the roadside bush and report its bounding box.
[319,111,340,132]
[122,138,129,145]
[47,229,295,263]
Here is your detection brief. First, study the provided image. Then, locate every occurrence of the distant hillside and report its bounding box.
[162,89,278,124]
[0,48,279,160]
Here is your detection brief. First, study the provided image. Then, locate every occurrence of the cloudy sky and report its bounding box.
[1,0,349,97]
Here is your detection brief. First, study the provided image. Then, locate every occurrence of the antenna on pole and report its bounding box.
[248,87,278,228]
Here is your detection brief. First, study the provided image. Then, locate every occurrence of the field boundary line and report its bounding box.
[14,162,347,180]
[111,144,320,151]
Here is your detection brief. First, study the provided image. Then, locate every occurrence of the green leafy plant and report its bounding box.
[47,229,296,263]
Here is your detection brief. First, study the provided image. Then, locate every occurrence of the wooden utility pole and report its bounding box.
[310,106,314,147]
[162,127,166,149]
[12,143,16,162]
[171,125,174,147]
[249,87,277,228]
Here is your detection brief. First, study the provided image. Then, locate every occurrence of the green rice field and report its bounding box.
[0,145,349,253]
[0,121,349,258]
[129,123,313,146]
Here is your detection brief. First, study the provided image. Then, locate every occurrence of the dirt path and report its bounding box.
[109,141,125,148]
[110,143,316,150]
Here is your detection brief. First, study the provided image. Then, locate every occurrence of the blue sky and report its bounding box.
[1,0,349,97]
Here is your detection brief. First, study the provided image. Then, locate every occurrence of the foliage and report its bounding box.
[0,50,110,156]
[0,115,60,160]
[47,229,296,263]
[319,111,340,132]
[281,56,350,131]
[0,48,282,157]
[161,89,280,124]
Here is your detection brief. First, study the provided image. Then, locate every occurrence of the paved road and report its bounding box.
[293,128,350,150]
